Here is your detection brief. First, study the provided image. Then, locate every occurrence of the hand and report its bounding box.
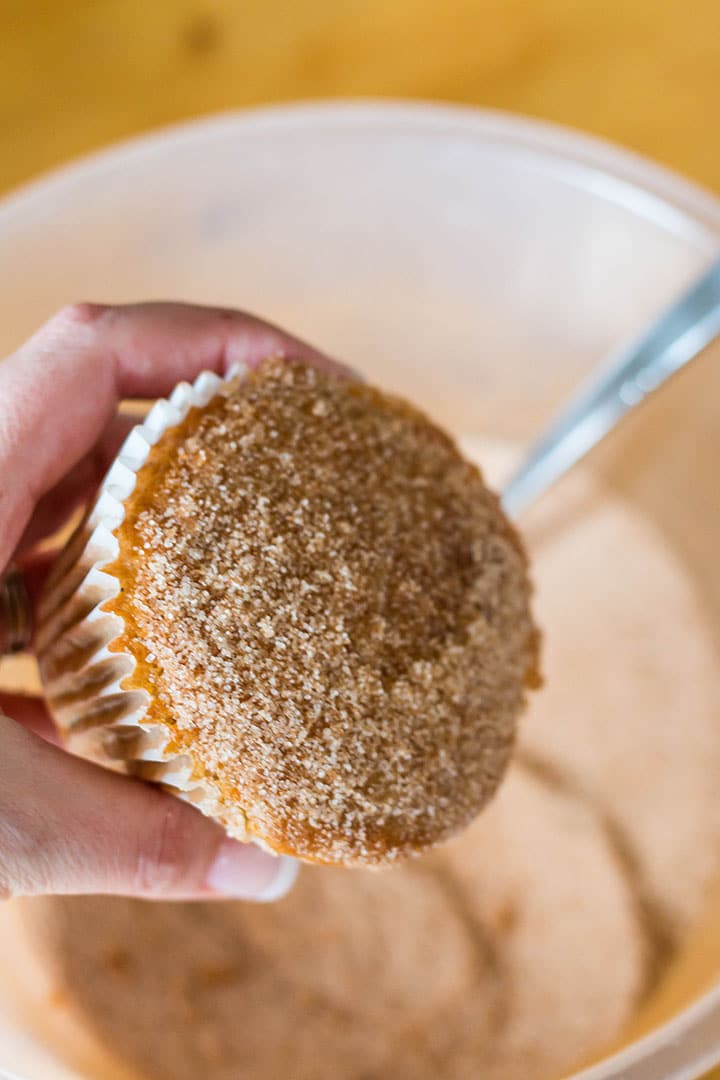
[0,302,340,902]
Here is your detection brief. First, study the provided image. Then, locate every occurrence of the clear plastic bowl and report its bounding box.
[0,101,719,1080]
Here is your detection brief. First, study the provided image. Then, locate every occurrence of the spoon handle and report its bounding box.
[501,257,720,519]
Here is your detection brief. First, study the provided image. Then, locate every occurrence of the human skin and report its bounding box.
[0,302,345,903]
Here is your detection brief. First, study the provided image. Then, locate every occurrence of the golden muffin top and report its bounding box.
[108,359,539,865]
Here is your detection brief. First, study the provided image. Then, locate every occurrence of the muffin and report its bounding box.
[38,358,539,866]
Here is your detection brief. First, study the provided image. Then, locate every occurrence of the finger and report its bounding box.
[0,711,298,902]
[18,412,141,553]
[0,301,345,569]
[79,301,351,393]
[0,694,58,744]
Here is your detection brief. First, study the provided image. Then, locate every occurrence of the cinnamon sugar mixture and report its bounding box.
[112,361,537,864]
[8,439,720,1080]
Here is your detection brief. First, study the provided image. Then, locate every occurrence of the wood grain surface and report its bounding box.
[2,0,720,195]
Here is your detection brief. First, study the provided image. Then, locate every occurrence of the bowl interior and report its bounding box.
[1,102,719,1080]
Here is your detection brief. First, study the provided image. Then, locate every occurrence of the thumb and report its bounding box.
[0,710,297,901]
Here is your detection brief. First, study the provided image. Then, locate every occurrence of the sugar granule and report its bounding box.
[110,360,538,865]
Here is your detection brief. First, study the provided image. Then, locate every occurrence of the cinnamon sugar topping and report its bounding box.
[110,360,538,865]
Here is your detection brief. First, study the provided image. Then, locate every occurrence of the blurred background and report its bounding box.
[2,0,720,197]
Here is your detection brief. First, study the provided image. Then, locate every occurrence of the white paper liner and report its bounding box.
[37,364,257,842]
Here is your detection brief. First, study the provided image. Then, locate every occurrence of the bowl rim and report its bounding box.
[2,98,720,247]
[1,99,719,1080]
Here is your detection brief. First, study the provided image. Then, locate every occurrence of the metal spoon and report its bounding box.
[501,257,720,518]
[501,255,720,1080]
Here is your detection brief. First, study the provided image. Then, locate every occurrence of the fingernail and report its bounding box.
[206,837,299,902]
[225,360,249,382]
[257,853,300,901]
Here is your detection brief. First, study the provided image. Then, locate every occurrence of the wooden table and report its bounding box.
[2,0,720,195]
